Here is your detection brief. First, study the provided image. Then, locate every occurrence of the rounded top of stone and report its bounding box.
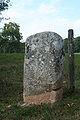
[26,31,63,42]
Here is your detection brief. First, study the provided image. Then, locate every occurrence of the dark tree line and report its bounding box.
[64,37,80,53]
[0,21,80,54]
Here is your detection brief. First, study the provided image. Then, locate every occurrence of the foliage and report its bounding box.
[20,42,25,53]
[0,0,10,11]
[2,22,22,42]
[0,22,24,53]
[64,38,68,53]
[74,37,80,53]
[0,0,10,21]
[64,37,80,53]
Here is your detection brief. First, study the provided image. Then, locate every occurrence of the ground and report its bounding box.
[0,53,80,120]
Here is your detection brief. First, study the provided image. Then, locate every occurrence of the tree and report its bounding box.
[0,0,10,22]
[0,0,10,11]
[0,32,9,53]
[0,22,23,53]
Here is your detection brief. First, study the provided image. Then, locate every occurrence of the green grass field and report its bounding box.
[0,53,80,120]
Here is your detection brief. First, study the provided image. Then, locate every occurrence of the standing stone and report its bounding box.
[68,29,75,92]
[23,31,64,105]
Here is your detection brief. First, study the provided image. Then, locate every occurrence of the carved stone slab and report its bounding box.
[23,31,64,103]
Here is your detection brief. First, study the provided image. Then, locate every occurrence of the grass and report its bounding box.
[0,53,80,120]
[0,53,24,105]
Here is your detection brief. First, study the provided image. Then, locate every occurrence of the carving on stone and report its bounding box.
[24,31,64,96]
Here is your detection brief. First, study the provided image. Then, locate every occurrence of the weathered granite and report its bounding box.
[23,31,64,104]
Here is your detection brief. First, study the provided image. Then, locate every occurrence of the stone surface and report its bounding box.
[23,88,63,105]
[23,31,64,104]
